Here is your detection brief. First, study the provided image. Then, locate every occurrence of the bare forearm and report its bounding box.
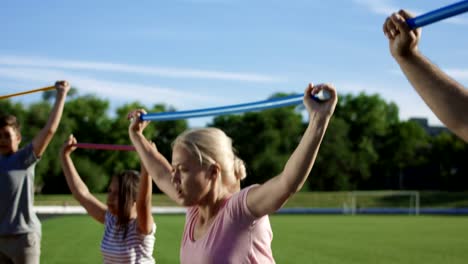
[137,167,153,233]
[246,83,337,217]
[137,169,152,212]
[46,91,67,133]
[130,133,173,177]
[247,113,331,217]
[129,132,181,203]
[60,154,92,200]
[396,52,468,140]
[280,114,330,193]
[33,91,67,156]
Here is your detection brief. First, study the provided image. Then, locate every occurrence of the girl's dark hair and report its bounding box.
[0,115,20,132]
[114,170,140,239]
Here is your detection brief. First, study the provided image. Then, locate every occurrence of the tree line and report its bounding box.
[1,89,467,193]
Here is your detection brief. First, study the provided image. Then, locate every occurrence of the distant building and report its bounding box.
[409,117,449,136]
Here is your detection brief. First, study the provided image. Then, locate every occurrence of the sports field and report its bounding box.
[41,214,468,263]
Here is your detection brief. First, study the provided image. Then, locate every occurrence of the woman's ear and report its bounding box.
[209,163,221,180]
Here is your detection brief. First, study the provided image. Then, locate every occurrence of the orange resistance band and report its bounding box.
[0,86,55,100]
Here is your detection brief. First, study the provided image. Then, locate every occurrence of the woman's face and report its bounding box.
[171,144,213,206]
[106,177,119,215]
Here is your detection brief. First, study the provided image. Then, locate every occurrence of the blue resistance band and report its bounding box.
[407,0,468,29]
[141,93,307,121]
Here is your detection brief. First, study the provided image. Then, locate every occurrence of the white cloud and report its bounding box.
[0,67,230,108]
[0,66,274,127]
[0,55,282,83]
[1,66,448,127]
[353,0,396,15]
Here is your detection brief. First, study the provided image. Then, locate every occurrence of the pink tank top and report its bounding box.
[180,185,275,264]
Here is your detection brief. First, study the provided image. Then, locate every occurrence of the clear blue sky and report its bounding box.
[1,0,467,127]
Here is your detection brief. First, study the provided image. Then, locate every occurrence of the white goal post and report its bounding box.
[346,191,420,215]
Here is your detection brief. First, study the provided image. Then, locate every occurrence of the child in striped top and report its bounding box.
[101,211,155,263]
[60,135,155,264]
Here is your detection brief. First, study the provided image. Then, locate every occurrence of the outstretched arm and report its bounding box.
[136,159,154,234]
[60,135,107,223]
[383,10,468,142]
[33,80,70,157]
[246,83,337,217]
[128,110,182,205]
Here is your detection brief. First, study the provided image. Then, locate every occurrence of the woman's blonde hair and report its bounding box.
[173,127,247,186]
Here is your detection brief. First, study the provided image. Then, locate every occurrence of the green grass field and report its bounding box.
[41,215,468,264]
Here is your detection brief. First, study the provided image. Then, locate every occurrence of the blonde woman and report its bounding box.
[128,83,337,263]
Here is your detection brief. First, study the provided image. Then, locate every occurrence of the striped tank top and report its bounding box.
[101,211,156,264]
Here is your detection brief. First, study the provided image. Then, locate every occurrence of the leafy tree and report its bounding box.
[0,100,26,126]
[370,120,430,190]
[40,95,112,193]
[427,132,468,191]
[108,103,188,193]
[309,117,355,190]
[146,104,188,163]
[333,93,400,188]
[3,88,467,193]
[212,93,303,187]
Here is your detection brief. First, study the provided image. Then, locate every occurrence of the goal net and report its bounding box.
[346,191,420,215]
